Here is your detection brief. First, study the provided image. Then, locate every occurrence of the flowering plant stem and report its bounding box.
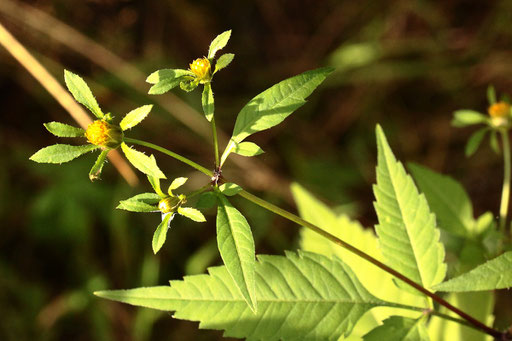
[211,117,220,168]
[123,137,505,339]
[499,129,511,236]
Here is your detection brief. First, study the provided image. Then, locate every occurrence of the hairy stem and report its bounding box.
[126,138,504,339]
[500,129,511,236]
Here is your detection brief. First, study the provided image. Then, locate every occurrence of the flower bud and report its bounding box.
[488,102,510,118]
[85,120,123,149]
[189,58,211,82]
[158,196,181,214]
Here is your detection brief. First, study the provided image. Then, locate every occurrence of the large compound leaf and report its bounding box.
[408,163,475,236]
[434,251,512,292]
[363,316,429,341]
[216,192,257,312]
[374,125,446,294]
[96,251,395,341]
[221,67,333,165]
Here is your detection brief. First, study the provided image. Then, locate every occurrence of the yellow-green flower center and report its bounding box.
[189,58,211,81]
[158,197,180,214]
[85,120,123,148]
[488,102,510,118]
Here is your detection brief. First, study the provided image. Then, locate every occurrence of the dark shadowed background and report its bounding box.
[1,0,511,340]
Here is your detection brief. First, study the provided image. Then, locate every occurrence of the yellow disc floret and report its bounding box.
[85,120,123,149]
[189,57,211,82]
[488,102,510,118]
[158,196,181,214]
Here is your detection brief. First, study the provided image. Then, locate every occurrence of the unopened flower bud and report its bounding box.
[189,58,211,82]
[158,196,181,214]
[85,120,123,149]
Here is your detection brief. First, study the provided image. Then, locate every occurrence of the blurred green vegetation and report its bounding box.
[1,0,512,340]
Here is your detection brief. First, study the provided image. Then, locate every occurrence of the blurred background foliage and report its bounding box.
[1,0,512,340]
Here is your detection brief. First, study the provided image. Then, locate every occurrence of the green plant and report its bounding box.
[30,31,512,340]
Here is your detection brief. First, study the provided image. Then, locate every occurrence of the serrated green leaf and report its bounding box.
[121,143,166,179]
[234,141,264,157]
[30,144,99,164]
[120,105,153,131]
[89,149,109,181]
[208,30,231,59]
[177,207,206,222]
[180,79,199,92]
[64,70,103,118]
[44,122,85,137]
[196,192,217,209]
[147,69,193,94]
[201,83,214,121]
[215,192,257,312]
[214,53,234,73]
[363,316,429,341]
[408,163,475,237]
[221,67,333,165]
[218,183,242,196]
[465,128,488,157]
[148,175,165,198]
[168,177,188,195]
[434,251,512,292]
[95,251,393,340]
[451,110,488,127]
[487,85,496,105]
[374,125,446,295]
[117,193,160,212]
[152,213,173,254]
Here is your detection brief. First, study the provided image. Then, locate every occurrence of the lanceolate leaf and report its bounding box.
[120,105,153,131]
[177,207,206,222]
[221,67,333,164]
[152,213,173,254]
[434,251,512,292]
[147,69,193,95]
[218,183,242,196]
[95,251,393,341]
[374,125,446,294]
[121,143,166,179]
[30,144,99,164]
[168,177,188,194]
[117,193,160,213]
[64,70,104,118]
[215,192,257,312]
[408,163,475,236]
[44,122,85,137]
[233,141,264,157]
[201,83,214,122]
[465,128,488,157]
[214,53,234,73]
[208,30,231,59]
[363,316,429,341]
[89,149,109,181]
[451,110,487,127]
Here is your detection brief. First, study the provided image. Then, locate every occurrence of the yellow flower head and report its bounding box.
[189,58,211,81]
[488,102,510,118]
[85,120,123,149]
[158,196,181,214]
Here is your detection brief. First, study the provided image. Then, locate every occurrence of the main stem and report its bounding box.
[211,116,220,168]
[125,138,504,339]
[500,129,511,235]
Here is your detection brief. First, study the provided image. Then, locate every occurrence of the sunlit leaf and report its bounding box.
[121,143,166,179]
[147,69,193,94]
[233,141,264,157]
[214,53,234,73]
[117,193,160,212]
[44,122,85,137]
[201,83,214,121]
[120,105,153,131]
[208,30,231,59]
[177,207,206,222]
[30,144,99,164]
[168,177,188,195]
[363,316,429,341]
[152,213,173,254]
[218,183,242,196]
[64,70,104,118]
[89,149,109,181]
[451,110,487,127]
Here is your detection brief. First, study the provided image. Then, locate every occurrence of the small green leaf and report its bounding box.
[208,30,231,59]
[121,143,166,179]
[201,83,214,121]
[30,144,99,164]
[451,110,488,127]
[117,193,161,212]
[152,213,173,254]
[363,316,429,341]
[180,79,199,92]
[44,122,85,137]
[120,105,153,131]
[487,85,496,105]
[214,53,234,73]
[434,251,512,292]
[147,69,193,94]
[490,131,500,154]
[64,70,104,119]
[177,207,206,222]
[168,177,188,195]
[148,175,165,198]
[408,163,475,236]
[196,192,217,209]
[219,183,242,196]
[89,149,109,181]
[465,128,488,157]
[234,141,264,157]
[216,192,257,312]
